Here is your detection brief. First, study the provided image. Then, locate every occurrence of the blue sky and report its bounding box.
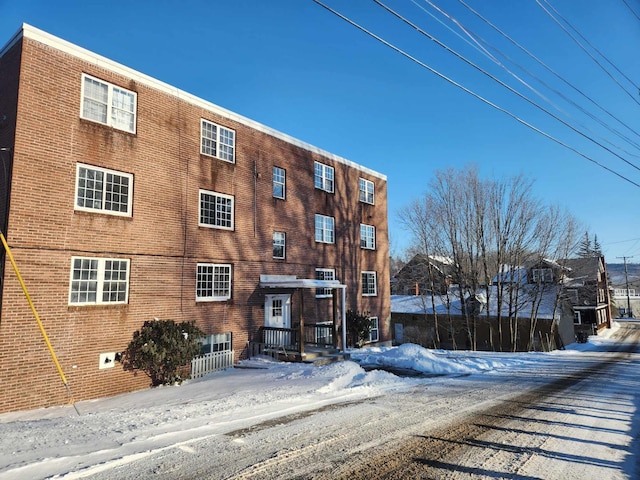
[1,0,639,262]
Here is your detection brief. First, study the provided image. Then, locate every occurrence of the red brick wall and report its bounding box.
[0,34,390,413]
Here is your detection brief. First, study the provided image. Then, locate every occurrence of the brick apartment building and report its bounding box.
[0,24,390,413]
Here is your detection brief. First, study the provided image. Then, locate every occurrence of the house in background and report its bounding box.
[0,24,390,414]
[391,259,577,352]
[560,256,612,336]
[391,254,455,296]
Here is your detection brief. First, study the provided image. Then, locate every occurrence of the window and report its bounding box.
[315,214,335,244]
[196,263,232,301]
[200,332,232,354]
[75,164,133,216]
[315,268,335,298]
[69,257,130,305]
[314,162,334,193]
[362,271,377,296]
[360,224,375,250]
[199,190,234,230]
[532,268,553,283]
[273,231,286,259]
[201,119,236,163]
[273,166,286,199]
[368,317,379,343]
[573,311,582,324]
[567,289,579,302]
[81,74,136,133]
[359,178,374,204]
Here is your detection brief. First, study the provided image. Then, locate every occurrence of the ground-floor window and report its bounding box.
[68,256,130,305]
[200,332,232,354]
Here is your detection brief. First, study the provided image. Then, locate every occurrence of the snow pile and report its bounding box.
[350,343,533,374]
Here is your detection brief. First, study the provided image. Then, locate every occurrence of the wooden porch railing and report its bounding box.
[258,324,335,349]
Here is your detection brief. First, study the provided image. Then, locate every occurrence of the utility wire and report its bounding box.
[622,0,640,22]
[457,0,640,148]
[542,0,640,92]
[417,0,640,157]
[374,0,640,173]
[536,0,640,108]
[310,0,640,188]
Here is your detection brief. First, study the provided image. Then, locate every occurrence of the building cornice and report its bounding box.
[2,23,386,181]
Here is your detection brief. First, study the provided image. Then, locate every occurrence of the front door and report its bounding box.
[265,294,291,328]
[265,294,292,346]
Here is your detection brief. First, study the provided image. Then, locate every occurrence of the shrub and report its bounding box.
[346,310,372,348]
[122,319,204,386]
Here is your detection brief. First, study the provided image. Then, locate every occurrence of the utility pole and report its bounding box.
[617,256,634,318]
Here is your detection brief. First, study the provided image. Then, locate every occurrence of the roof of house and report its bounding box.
[391,284,563,320]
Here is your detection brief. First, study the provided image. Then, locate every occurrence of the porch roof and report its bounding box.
[259,275,345,289]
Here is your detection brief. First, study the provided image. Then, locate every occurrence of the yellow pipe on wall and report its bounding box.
[0,232,74,403]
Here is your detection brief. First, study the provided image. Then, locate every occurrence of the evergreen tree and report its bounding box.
[593,235,603,256]
[577,231,593,258]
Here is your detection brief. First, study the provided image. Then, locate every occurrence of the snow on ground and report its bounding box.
[0,322,627,479]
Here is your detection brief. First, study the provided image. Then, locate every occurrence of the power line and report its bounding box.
[622,0,640,22]
[536,0,640,108]
[456,0,640,149]
[311,0,640,188]
[374,0,640,174]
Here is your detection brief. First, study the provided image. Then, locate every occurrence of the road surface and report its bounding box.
[81,321,640,480]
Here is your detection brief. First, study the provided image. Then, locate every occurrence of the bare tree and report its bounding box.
[398,164,580,352]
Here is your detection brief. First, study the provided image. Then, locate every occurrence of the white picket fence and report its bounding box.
[190,350,235,379]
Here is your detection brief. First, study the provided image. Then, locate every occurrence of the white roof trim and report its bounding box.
[259,275,345,289]
[6,23,386,181]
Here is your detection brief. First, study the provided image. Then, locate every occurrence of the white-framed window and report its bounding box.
[201,119,236,163]
[200,332,232,354]
[362,271,377,296]
[359,178,374,204]
[532,268,553,283]
[75,163,133,216]
[368,316,379,343]
[199,190,234,230]
[69,257,130,305]
[273,231,286,259]
[273,166,286,199]
[196,263,232,301]
[81,74,136,133]
[360,224,375,250]
[315,214,335,244]
[574,311,582,324]
[314,162,334,193]
[315,268,335,298]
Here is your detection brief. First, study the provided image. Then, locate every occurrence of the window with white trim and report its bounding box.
[360,224,375,250]
[81,74,136,133]
[315,214,335,243]
[314,162,334,193]
[362,271,377,296]
[359,178,374,204]
[69,257,130,305]
[532,268,553,283]
[273,231,286,259]
[201,119,236,163]
[196,263,232,301]
[368,316,379,343]
[75,164,133,216]
[200,332,232,354]
[315,268,335,298]
[199,190,234,230]
[273,166,285,199]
